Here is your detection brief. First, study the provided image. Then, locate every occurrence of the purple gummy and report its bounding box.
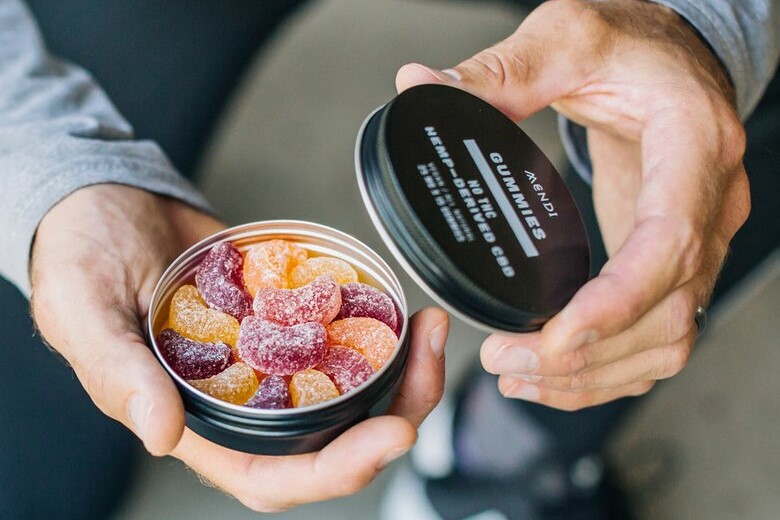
[237,317,328,375]
[157,328,233,380]
[196,242,253,321]
[245,375,291,409]
[253,275,341,326]
[317,346,374,394]
[336,283,398,333]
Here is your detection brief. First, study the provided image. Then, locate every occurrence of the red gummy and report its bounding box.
[336,283,398,334]
[317,346,374,394]
[245,375,291,409]
[157,328,233,380]
[253,275,341,327]
[196,242,253,321]
[237,317,328,375]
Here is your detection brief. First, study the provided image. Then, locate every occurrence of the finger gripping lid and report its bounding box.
[356,84,590,333]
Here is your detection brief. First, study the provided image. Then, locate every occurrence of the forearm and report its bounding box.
[0,0,210,296]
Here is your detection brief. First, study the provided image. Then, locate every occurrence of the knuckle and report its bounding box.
[665,290,698,343]
[329,474,370,498]
[661,344,692,379]
[674,218,705,278]
[718,114,747,167]
[563,348,590,375]
[732,172,752,227]
[632,381,656,396]
[469,46,525,90]
[82,355,111,407]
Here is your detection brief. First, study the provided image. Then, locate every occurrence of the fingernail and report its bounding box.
[428,324,447,360]
[441,68,462,82]
[378,446,411,470]
[492,344,539,374]
[128,394,152,443]
[509,384,540,401]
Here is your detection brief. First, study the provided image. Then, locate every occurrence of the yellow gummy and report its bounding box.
[290,257,358,288]
[188,363,259,405]
[290,369,339,408]
[243,240,309,295]
[326,317,397,371]
[169,285,240,347]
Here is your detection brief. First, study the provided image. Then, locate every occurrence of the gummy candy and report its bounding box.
[336,283,398,333]
[245,375,291,410]
[290,369,339,408]
[317,346,374,394]
[188,362,259,405]
[157,328,233,380]
[170,285,240,347]
[290,257,358,288]
[326,318,397,370]
[253,275,341,326]
[237,317,328,375]
[196,242,252,321]
[243,240,308,295]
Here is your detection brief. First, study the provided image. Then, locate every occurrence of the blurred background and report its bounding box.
[107,0,780,518]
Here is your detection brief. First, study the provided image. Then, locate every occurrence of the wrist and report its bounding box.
[582,0,735,105]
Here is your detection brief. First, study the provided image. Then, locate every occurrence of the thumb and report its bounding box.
[32,273,185,456]
[396,14,588,121]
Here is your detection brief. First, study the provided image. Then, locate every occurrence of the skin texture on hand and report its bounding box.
[397,0,750,410]
[30,184,449,511]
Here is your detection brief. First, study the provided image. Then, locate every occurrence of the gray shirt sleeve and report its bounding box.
[0,0,211,297]
[562,0,780,184]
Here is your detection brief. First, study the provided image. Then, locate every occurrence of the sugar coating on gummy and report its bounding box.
[326,317,397,371]
[290,257,358,288]
[188,362,259,405]
[336,283,398,333]
[237,317,328,375]
[317,346,374,394]
[245,375,291,409]
[243,240,308,295]
[290,369,339,408]
[253,275,341,326]
[196,242,253,321]
[170,285,240,347]
[157,328,233,380]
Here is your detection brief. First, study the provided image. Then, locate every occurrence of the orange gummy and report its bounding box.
[188,362,259,405]
[169,285,240,348]
[326,317,397,370]
[290,369,339,408]
[290,257,358,288]
[243,240,308,295]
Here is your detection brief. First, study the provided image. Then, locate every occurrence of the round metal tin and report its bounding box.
[355,85,590,333]
[147,221,410,455]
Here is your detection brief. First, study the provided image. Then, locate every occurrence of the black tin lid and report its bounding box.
[355,84,590,333]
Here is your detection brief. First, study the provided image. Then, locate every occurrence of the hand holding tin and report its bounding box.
[31,185,223,453]
[29,184,449,509]
[167,308,447,512]
[397,0,749,409]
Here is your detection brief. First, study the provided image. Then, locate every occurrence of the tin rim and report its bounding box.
[147,220,409,417]
[355,107,512,335]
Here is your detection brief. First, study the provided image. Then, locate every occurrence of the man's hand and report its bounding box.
[397,0,750,410]
[31,184,449,511]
